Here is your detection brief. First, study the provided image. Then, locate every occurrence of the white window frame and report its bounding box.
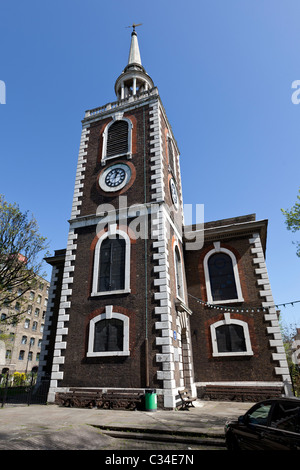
[210,312,253,357]
[87,305,130,357]
[91,224,131,297]
[203,241,244,304]
[173,241,185,302]
[101,115,133,165]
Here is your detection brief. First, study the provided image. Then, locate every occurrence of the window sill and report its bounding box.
[91,289,131,297]
[208,297,244,305]
[212,350,253,357]
[87,350,130,357]
[175,298,192,315]
[101,153,132,165]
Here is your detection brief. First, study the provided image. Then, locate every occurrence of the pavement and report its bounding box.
[0,400,254,451]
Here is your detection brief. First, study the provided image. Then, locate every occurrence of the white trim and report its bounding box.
[70,125,90,220]
[195,381,284,387]
[91,225,131,296]
[173,241,185,302]
[210,312,253,357]
[149,101,165,202]
[101,116,133,165]
[47,229,77,397]
[249,232,293,396]
[87,305,130,357]
[204,243,244,304]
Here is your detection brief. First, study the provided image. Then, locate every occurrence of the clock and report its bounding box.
[99,163,131,192]
[105,167,126,187]
[169,178,179,209]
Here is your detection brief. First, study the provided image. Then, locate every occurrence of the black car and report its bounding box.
[225,397,300,450]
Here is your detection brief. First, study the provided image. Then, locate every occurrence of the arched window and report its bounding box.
[174,244,184,300]
[19,350,25,360]
[210,313,253,357]
[168,137,176,176]
[98,236,125,292]
[203,243,244,304]
[208,253,237,301]
[107,120,128,157]
[94,318,123,353]
[102,117,133,163]
[87,306,130,357]
[215,324,246,353]
[91,226,131,296]
[21,336,27,344]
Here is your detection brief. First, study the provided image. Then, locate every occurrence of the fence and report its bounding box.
[0,372,50,407]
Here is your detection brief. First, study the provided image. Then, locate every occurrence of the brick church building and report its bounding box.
[37,27,292,409]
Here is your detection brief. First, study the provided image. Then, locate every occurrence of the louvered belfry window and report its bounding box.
[98,236,126,292]
[106,120,129,158]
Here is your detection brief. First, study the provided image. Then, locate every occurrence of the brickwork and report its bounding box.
[184,221,292,397]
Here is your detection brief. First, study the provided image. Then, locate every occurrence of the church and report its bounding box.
[37,27,292,409]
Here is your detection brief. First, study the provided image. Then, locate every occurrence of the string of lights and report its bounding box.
[187,293,300,313]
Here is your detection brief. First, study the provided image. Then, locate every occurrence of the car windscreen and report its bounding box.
[247,403,272,426]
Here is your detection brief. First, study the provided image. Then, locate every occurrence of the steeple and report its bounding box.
[115,25,154,100]
[128,27,142,66]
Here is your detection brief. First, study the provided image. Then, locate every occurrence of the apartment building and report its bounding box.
[0,277,50,375]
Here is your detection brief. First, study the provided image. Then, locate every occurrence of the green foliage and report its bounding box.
[0,332,14,343]
[0,371,37,388]
[12,371,27,386]
[0,194,49,322]
[281,188,300,257]
[281,321,300,397]
[290,363,300,397]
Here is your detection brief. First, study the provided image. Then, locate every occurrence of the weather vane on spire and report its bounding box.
[126,23,143,32]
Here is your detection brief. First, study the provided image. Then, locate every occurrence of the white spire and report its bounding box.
[114,25,154,100]
[128,31,142,66]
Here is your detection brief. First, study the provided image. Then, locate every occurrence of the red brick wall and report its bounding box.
[185,234,279,383]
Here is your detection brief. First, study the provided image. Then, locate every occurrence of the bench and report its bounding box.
[56,388,144,410]
[201,385,283,402]
[102,390,144,410]
[178,388,197,410]
[57,388,103,408]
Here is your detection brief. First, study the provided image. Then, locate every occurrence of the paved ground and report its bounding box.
[0,400,253,451]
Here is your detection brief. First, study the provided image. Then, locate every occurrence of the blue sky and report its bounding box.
[0,0,299,329]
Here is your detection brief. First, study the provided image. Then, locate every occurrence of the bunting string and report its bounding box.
[187,293,300,313]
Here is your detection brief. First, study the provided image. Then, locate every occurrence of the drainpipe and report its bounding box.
[143,107,149,388]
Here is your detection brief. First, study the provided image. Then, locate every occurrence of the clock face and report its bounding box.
[170,178,179,209]
[99,163,131,192]
[105,168,126,187]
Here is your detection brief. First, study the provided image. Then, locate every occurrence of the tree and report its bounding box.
[281,320,300,397]
[0,194,49,323]
[281,187,300,257]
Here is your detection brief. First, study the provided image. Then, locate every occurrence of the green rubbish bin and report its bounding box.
[145,389,157,411]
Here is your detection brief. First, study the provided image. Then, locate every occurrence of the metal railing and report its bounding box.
[0,372,50,407]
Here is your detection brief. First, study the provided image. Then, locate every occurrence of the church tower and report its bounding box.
[39,26,195,409]
[39,26,292,407]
